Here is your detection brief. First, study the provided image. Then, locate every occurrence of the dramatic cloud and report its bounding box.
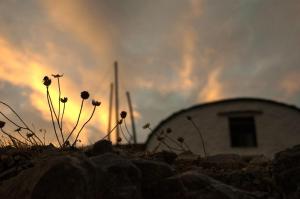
[0,0,299,144]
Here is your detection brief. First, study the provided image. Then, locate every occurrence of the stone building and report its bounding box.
[145,98,300,157]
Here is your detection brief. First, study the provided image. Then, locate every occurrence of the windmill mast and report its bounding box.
[114,61,120,144]
[126,91,137,144]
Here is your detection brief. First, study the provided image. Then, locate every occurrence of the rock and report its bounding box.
[132,159,174,183]
[273,144,300,199]
[0,154,101,199]
[90,153,142,199]
[87,140,113,156]
[150,150,178,164]
[174,170,264,199]
[201,154,247,170]
[132,159,175,198]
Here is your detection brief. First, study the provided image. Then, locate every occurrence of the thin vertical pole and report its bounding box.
[126,91,137,144]
[114,61,120,144]
[107,83,113,141]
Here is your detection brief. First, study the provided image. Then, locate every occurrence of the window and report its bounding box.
[229,116,257,147]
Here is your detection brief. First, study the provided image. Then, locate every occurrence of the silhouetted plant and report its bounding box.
[0,101,43,146]
[101,111,128,142]
[186,115,207,157]
[42,75,101,148]
[71,100,101,147]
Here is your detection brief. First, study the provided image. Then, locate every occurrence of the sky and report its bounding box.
[0,0,300,145]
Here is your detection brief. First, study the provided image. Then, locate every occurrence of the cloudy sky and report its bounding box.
[0,0,299,145]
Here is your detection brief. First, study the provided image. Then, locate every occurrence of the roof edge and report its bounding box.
[145,97,300,147]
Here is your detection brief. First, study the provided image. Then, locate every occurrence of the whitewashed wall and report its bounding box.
[145,99,300,157]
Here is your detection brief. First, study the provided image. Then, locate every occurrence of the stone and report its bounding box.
[0,154,100,199]
[87,139,113,156]
[273,144,300,199]
[175,170,264,199]
[90,153,142,199]
[150,150,178,164]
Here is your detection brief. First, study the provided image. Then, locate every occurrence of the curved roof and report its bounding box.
[145,97,300,146]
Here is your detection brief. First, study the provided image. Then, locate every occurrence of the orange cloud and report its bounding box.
[0,37,109,145]
[198,67,224,102]
[280,72,300,97]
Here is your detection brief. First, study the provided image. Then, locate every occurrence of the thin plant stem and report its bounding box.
[57,78,61,126]
[1,129,27,146]
[71,106,97,146]
[164,134,185,150]
[0,101,43,145]
[47,88,62,147]
[124,119,133,143]
[120,124,130,144]
[60,102,66,136]
[48,89,64,142]
[64,99,84,146]
[190,119,207,157]
[101,119,122,140]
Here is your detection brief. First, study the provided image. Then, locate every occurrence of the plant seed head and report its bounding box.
[120,111,127,119]
[177,137,184,143]
[52,74,63,78]
[60,97,68,103]
[0,121,5,128]
[43,76,51,87]
[92,100,101,106]
[80,91,90,100]
[143,123,150,129]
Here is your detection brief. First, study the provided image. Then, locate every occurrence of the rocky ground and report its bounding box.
[0,141,299,199]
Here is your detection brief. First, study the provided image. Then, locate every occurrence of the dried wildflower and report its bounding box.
[14,127,22,132]
[186,116,192,120]
[80,91,90,100]
[26,133,34,138]
[52,74,63,78]
[177,137,184,143]
[166,128,172,134]
[120,111,127,119]
[157,136,164,141]
[117,137,122,143]
[43,76,51,87]
[60,97,68,103]
[92,100,101,106]
[0,121,5,128]
[143,123,150,129]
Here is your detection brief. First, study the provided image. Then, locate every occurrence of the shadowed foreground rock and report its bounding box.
[0,144,299,199]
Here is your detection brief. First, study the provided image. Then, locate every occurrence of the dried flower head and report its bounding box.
[92,100,101,106]
[26,133,34,138]
[166,128,172,134]
[118,119,123,124]
[143,123,150,129]
[0,121,5,128]
[80,91,90,100]
[117,137,122,143]
[60,97,68,103]
[120,111,127,119]
[186,116,192,120]
[177,137,184,143]
[157,136,164,141]
[43,76,51,87]
[14,127,22,132]
[52,74,63,78]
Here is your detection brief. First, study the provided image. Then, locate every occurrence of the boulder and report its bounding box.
[87,140,113,156]
[174,171,264,199]
[273,144,300,199]
[90,153,142,199]
[0,154,100,199]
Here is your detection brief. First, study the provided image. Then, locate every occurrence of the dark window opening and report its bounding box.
[229,117,257,147]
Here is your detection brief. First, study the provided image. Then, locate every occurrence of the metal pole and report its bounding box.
[114,61,120,144]
[107,83,113,141]
[126,91,137,144]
